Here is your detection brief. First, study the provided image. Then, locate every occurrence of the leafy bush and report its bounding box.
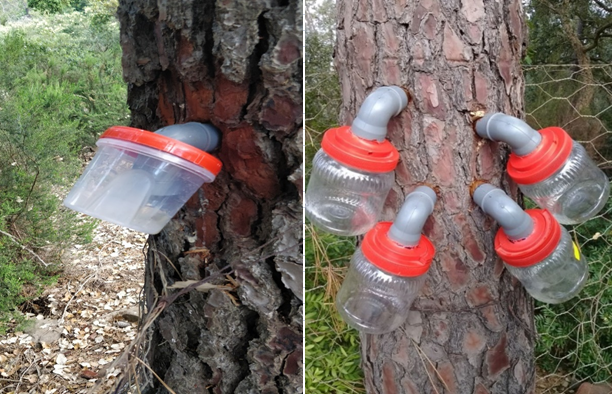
[305,228,364,394]
[28,0,64,13]
[534,195,612,382]
[0,11,127,329]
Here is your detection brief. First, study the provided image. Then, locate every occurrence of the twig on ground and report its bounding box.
[0,229,48,267]
[59,272,97,324]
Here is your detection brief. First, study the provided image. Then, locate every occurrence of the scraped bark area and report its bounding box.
[117,0,303,392]
[335,1,535,393]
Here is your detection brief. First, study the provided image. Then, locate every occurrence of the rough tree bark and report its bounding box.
[335,1,535,393]
[117,0,303,393]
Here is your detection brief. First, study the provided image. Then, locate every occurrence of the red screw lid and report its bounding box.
[321,126,399,173]
[495,209,561,267]
[361,222,435,277]
[99,126,222,176]
[507,127,573,185]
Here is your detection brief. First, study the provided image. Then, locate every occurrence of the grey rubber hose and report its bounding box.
[155,122,221,152]
[472,183,534,240]
[388,186,437,247]
[351,86,408,142]
[475,113,542,156]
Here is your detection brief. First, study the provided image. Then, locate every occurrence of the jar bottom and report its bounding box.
[306,196,378,236]
[336,292,403,334]
[554,180,610,224]
[527,265,588,304]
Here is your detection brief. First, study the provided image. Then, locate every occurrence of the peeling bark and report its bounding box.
[117,0,303,392]
[335,1,535,393]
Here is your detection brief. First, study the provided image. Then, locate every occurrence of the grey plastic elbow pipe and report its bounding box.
[475,113,542,156]
[388,186,437,247]
[155,122,221,152]
[473,183,534,240]
[351,86,408,142]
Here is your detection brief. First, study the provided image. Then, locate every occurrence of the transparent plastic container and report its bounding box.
[64,126,221,234]
[504,227,588,304]
[306,150,394,236]
[336,248,427,334]
[335,187,436,334]
[518,142,610,225]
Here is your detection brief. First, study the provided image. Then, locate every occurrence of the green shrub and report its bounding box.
[28,0,64,13]
[534,195,612,382]
[0,11,127,330]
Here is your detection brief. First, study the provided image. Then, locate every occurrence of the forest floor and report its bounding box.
[0,218,146,394]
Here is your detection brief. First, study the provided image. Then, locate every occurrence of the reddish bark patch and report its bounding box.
[461,0,485,22]
[382,361,398,394]
[493,257,505,278]
[196,211,220,248]
[438,361,458,393]
[464,229,485,263]
[463,329,486,359]
[474,71,489,103]
[352,23,376,87]
[412,42,425,66]
[432,144,456,187]
[466,285,495,307]
[474,383,490,394]
[478,143,497,179]
[498,28,513,93]
[213,76,249,122]
[400,378,420,394]
[431,318,450,344]
[372,0,387,22]
[423,117,445,144]
[440,255,469,290]
[381,23,400,57]
[480,305,503,332]
[418,74,445,118]
[284,348,302,375]
[184,81,213,121]
[276,36,301,65]
[381,58,401,85]
[270,327,301,352]
[423,14,438,40]
[158,77,175,124]
[220,126,281,199]
[178,35,194,66]
[486,334,510,379]
[260,94,300,134]
[468,24,482,43]
[227,194,258,238]
[443,26,469,62]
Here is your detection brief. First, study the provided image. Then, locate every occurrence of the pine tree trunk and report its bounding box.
[117,0,303,392]
[334,1,535,393]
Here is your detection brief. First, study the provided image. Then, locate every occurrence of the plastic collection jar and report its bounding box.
[507,127,609,225]
[63,126,222,234]
[495,209,588,304]
[305,126,398,236]
[335,222,434,334]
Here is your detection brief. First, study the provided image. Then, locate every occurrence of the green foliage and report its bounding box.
[28,0,64,14]
[305,227,364,394]
[305,1,364,391]
[0,11,127,329]
[534,195,612,382]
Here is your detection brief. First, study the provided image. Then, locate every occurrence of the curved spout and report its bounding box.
[388,186,437,247]
[475,113,542,156]
[351,86,408,142]
[472,183,534,240]
[155,122,221,152]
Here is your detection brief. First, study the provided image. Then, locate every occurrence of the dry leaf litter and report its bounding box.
[0,217,146,394]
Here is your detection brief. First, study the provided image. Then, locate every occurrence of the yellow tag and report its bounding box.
[573,242,581,260]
